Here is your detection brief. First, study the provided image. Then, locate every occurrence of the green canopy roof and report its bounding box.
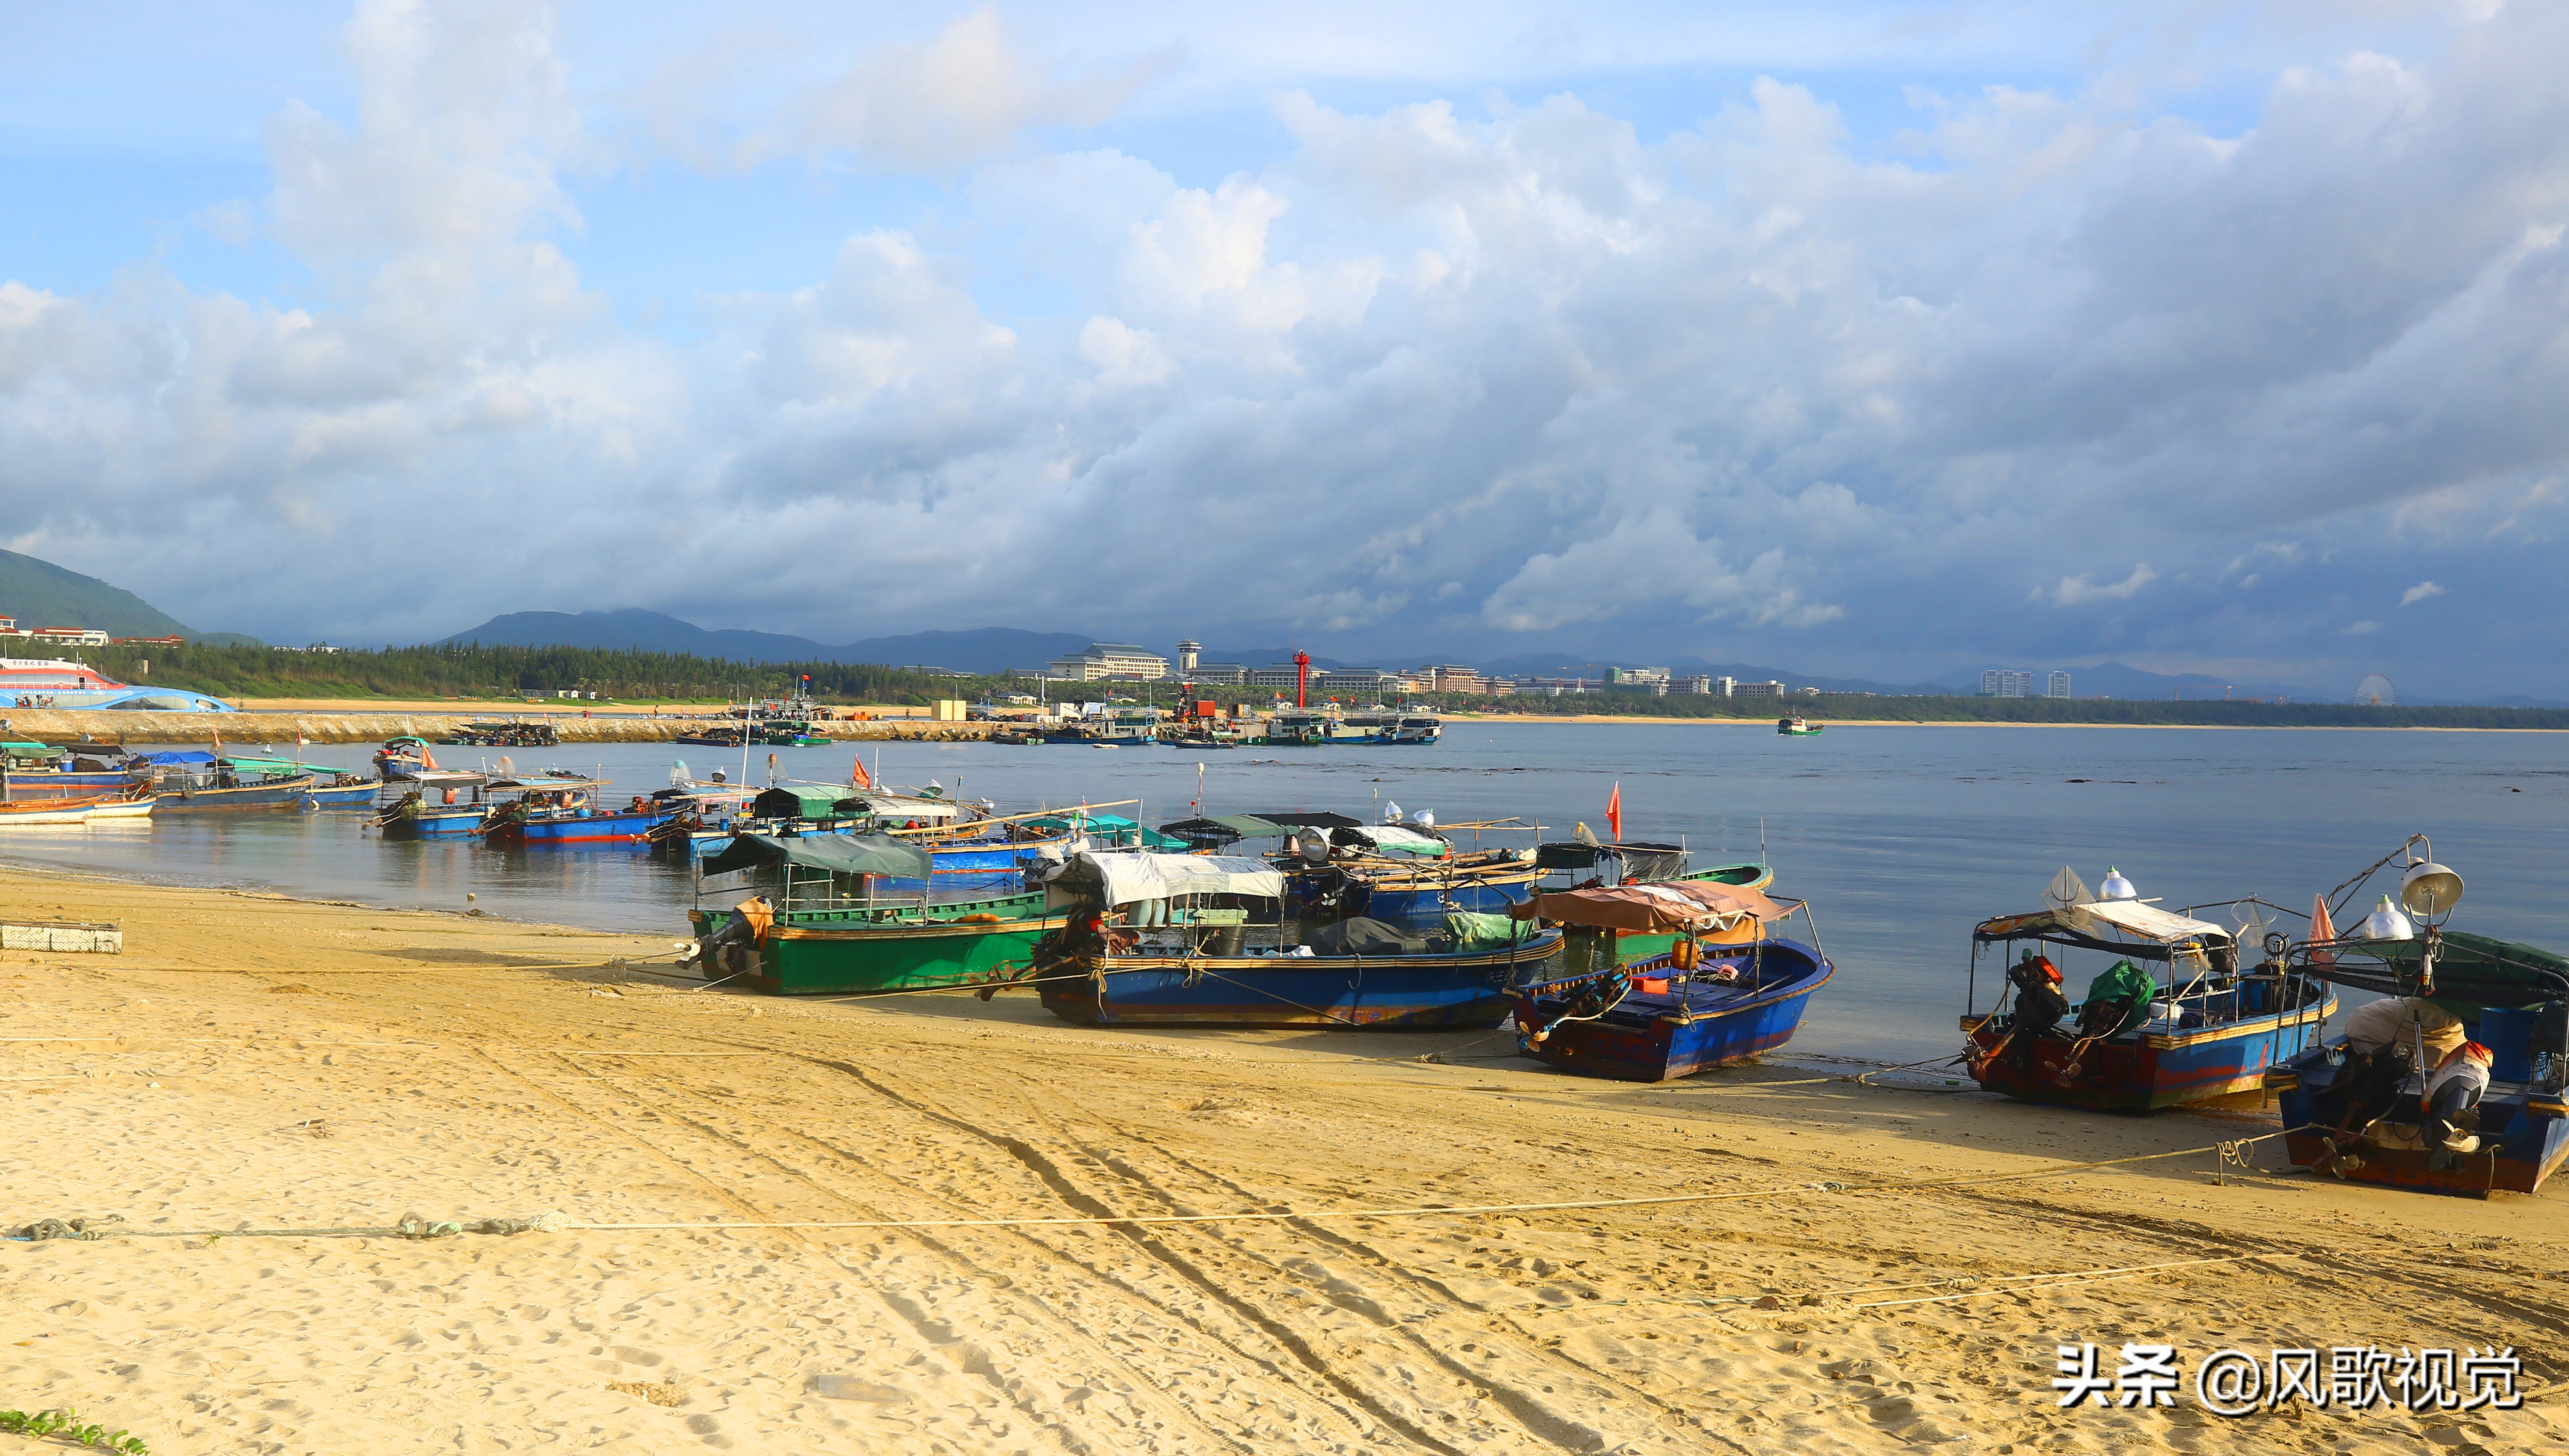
[0,741,55,758]
[699,833,934,880]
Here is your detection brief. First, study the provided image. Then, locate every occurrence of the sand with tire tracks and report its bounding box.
[1,866,2561,1454]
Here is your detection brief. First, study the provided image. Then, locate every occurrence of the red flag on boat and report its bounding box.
[850,756,872,789]
[2307,894,2336,969]
[421,743,437,771]
[1606,782,1623,841]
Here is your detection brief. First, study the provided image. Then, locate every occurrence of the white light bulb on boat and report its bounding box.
[2362,895,2414,942]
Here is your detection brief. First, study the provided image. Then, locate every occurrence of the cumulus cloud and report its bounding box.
[2043,566,2159,607]
[5,0,2569,696]
[2400,580,2445,606]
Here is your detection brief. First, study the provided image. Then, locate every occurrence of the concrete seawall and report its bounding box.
[2,710,1004,746]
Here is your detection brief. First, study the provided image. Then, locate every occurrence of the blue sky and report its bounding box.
[0,1,2560,698]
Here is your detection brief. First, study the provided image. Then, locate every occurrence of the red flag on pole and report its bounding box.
[850,755,872,789]
[1606,782,1623,842]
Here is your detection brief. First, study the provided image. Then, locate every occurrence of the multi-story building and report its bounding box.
[1174,640,1200,674]
[1727,680,1786,698]
[1316,668,1397,696]
[27,627,111,647]
[1045,644,1171,681]
[1249,664,1308,691]
[1673,675,1713,694]
[1422,664,1484,693]
[1605,666,1668,688]
[1189,662,1248,685]
[1981,669,2035,698]
[2047,670,2072,699]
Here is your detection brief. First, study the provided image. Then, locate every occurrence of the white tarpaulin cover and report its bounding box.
[2073,899,2230,944]
[1343,824,1451,855]
[1044,852,1285,909]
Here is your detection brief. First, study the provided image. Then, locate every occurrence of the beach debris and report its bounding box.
[606,1378,686,1407]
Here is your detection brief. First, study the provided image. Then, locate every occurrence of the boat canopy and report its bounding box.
[1042,851,1284,910]
[1514,881,1786,933]
[0,740,56,758]
[485,774,603,790]
[2293,930,2569,1015]
[1972,902,2232,960]
[750,784,860,819]
[1333,823,1451,858]
[1257,810,1365,829]
[844,791,964,822]
[130,750,216,766]
[407,770,489,788]
[699,832,936,881]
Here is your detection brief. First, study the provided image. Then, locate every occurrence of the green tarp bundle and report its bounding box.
[2080,960,2157,1037]
[699,833,934,880]
[1445,911,1522,951]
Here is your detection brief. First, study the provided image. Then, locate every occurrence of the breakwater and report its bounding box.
[2,709,1004,746]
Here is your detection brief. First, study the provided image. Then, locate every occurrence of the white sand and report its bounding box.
[3,871,2562,1454]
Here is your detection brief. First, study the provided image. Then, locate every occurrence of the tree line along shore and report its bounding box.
[47,639,2569,733]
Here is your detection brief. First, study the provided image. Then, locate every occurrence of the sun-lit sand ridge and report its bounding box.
[1,865,2559,1454]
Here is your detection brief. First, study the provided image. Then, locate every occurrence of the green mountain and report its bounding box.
[0,546,238,642]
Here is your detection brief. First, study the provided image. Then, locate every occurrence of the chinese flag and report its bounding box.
[850,756,872,789]
[1606,782,1622,842]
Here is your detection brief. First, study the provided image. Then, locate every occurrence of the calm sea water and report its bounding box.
[8,724,2565,1061]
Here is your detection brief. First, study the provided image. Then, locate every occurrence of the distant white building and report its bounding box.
[1174,640,1200,673]
[1982,669,2035,698]
[1045,644,1171,681]
[1673,675,1713,694]
[1728,680,1786,698]
[2047,670,2072,699]
[27,626,110,647]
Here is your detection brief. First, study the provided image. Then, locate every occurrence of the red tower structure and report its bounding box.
[1293,650,1311,707]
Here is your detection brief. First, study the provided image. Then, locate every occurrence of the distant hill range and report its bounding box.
[0,547,256,645]
[436,610,1091,676]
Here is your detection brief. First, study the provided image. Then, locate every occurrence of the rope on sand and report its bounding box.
[13,1128,2310,1244]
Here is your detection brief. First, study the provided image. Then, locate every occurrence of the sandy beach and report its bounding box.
[4,868,2560,1455]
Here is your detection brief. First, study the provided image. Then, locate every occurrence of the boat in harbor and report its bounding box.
[1778,717,1822,735]
[1507,880,1833,1081]
[2266,837,2569,1196]
[149,755,320,811]
[1959,867,2335,1112]
[684,833,1057,994]
[374,772,496,839]
[1029,850,1564,1029]
[441,720,562,748]
[373,737,436,780]
[478,777,665,845]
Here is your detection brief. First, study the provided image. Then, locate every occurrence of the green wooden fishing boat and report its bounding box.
[684,832,1057,994]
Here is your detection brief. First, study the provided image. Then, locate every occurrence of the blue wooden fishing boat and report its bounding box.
[300,774,382,809]
[373,737,435,781]
[1028,851,1564,1029]
[373,772,495,838]
[2264,837,2569,1196]
[1960,868,2334,1112]
[1507,880,1831,1080]
[480,777,667,845]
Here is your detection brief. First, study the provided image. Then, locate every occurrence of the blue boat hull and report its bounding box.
[380,808,489,839]
[1512,939,1834,1081]
[301,782,382,809]
[1041,931,1565,1029]
[488,807,678,845]
[0,771,145,800]
[1965,986,2336,1112]
[2274,1042,2569,1197]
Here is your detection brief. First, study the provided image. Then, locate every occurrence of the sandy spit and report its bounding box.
[2,868,2560,1454]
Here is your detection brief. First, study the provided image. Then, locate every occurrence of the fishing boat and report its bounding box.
[684,833,1057,994]
[0,742,148,800]
[2266,838,2569,1196]
[1507,881,1832,1080]
[1778,717,1822,735]
[1030,851,1564,1029]
[299,772,382,809]
[478,777,665,845]
[1959,867,2335,1112]
[672,725,747,748]
[373,737,435,780]
[0,799,104,826]
[155,758,319,811]
[374,772,496,839]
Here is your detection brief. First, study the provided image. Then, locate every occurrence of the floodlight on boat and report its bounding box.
[2361,894,2415,942]
[2400,861,2464,920]
[2098,867,2137,901]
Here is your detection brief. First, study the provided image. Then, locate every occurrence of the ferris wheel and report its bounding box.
[2353,673,2396,706]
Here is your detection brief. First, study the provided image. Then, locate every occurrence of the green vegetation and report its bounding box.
[0,549,206,642]
[0,1407,148,1454]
